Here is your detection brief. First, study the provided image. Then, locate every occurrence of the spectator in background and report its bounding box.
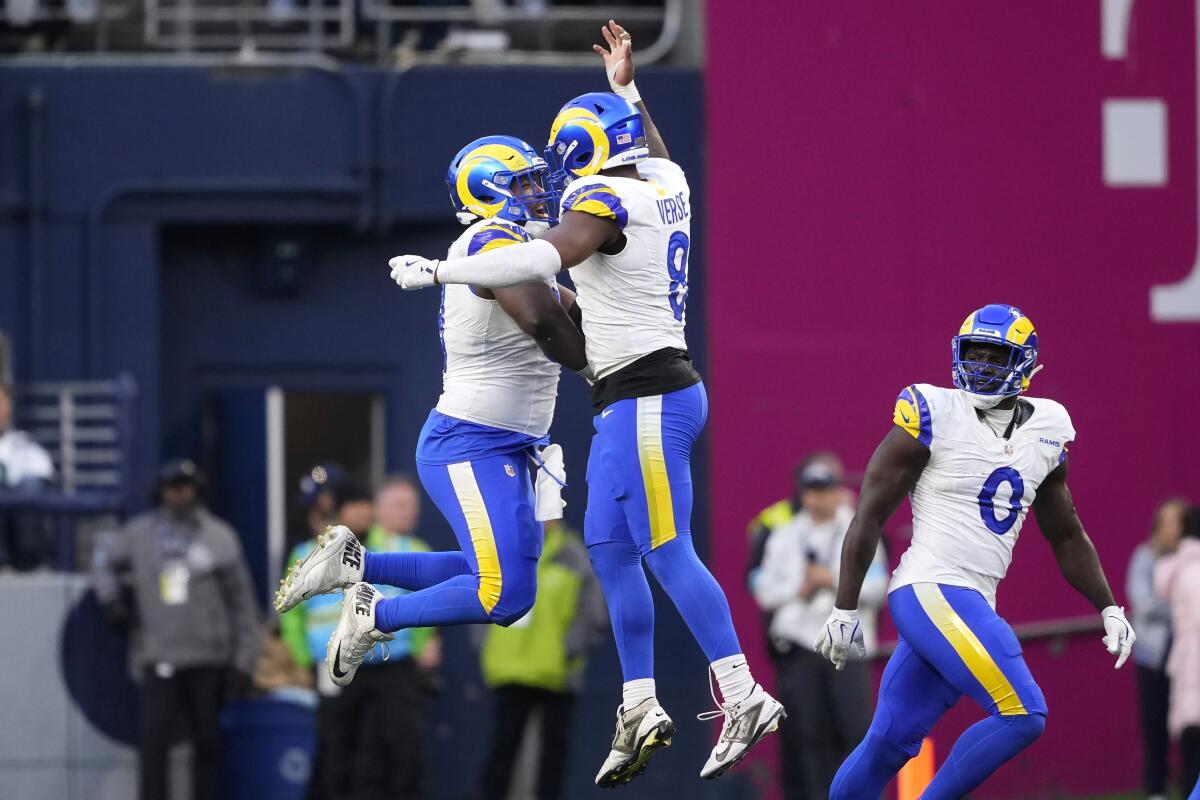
[0,381,55,569]
[91,458,261,800]
[745,452,841,661]
[751,456,887,800]
[294,462,346,546]
[1155,504,1200,796]
[281,479,440,800]
[1128,498,1187,800]
[479,520,608,800]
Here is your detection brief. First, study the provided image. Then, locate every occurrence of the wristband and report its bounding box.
[607,67,641,104]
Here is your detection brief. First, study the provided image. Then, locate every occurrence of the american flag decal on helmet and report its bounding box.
[616,133,632,144]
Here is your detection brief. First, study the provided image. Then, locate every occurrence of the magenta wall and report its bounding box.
[706,2,1200,796]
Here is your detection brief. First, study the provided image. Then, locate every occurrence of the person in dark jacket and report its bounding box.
[91,458,261,800]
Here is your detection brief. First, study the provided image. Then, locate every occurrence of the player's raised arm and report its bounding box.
[815,426,929,669]
[1031,456,1136,668]
[490,283,588,372]
[594,20,669,160]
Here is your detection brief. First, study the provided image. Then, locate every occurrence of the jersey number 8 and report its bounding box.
[666,231,690,322]
[977,466,1025,535]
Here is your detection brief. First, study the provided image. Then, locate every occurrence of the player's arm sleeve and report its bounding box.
[435,238,561,289]
[892,384,933,448]
[559,180,630,231]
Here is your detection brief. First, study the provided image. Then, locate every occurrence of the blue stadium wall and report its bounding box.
[0,64,731,799]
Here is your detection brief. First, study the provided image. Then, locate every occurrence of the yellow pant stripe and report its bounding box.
[912,583,1027,716]
[636,396,677,549]
[447,461,502,614]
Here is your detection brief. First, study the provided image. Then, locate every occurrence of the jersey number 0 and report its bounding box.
[977,466,1025,535]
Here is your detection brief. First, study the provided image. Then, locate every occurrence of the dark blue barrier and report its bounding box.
[220,697,317,800]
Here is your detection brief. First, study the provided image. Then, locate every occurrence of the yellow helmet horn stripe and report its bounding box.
[455,144,532,218]
[548,108,610,177]
[1005,316,1035,346]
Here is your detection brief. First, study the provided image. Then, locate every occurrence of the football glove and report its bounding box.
[814,607,865,671]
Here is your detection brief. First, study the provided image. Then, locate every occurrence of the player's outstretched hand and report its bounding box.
[814,607,866,671]
[594,19,634,88]
[389,255,439,290]
[1101,605,1135,669]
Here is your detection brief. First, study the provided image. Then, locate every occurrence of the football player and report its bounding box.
[389,21,784,785]
[815,303,1136,798]
[275,135,589,690]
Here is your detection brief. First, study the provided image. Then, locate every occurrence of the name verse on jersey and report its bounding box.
[656,192,690,225]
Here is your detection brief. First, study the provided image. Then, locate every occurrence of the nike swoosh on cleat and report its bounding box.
[331,643,349,679]
[714,740,734,762]
[900,410,911,423]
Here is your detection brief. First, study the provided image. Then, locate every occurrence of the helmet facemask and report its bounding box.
[951,336,1038,407]
[493,162,559,223]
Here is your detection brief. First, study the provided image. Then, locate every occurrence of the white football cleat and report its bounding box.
[698,683,785,780]
[594,699,675,788]
[274,525,365,613]
[325,582,393,687]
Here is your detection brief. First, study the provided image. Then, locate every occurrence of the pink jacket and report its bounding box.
[1155,538,1200,737]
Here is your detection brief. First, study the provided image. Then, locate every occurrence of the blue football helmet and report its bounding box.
[446,135,558,224]
[545,92,648,188]
[951,303,1040,404]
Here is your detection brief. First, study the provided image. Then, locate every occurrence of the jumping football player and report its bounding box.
[275,135,589,690]
[390,21,784,785]
[814,303,1136,799]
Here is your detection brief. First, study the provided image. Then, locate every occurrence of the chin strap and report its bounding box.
[1022,362,1041,391]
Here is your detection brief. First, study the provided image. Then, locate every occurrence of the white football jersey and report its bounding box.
[434,219,560,437]
[561,158,691,378]
[888,383,1076,606]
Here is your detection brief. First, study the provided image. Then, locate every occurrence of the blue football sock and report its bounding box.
[644,534,741,662]
[363,550,471,591]
[374,575,490,632]
[588,540,655,681]
[922,713,1045,799]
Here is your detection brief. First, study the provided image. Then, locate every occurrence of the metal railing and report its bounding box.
[1,0,133,51]
[14,375,136,497]
[366,0,684,66]
[136,0,682,61]
[143,0,354,52]
[4,0,686,62]
[1,0,130,25]
[0,375,137,570]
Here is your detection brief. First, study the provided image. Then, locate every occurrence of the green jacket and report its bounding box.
[481,526,608,693]
[280,526,435,668]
